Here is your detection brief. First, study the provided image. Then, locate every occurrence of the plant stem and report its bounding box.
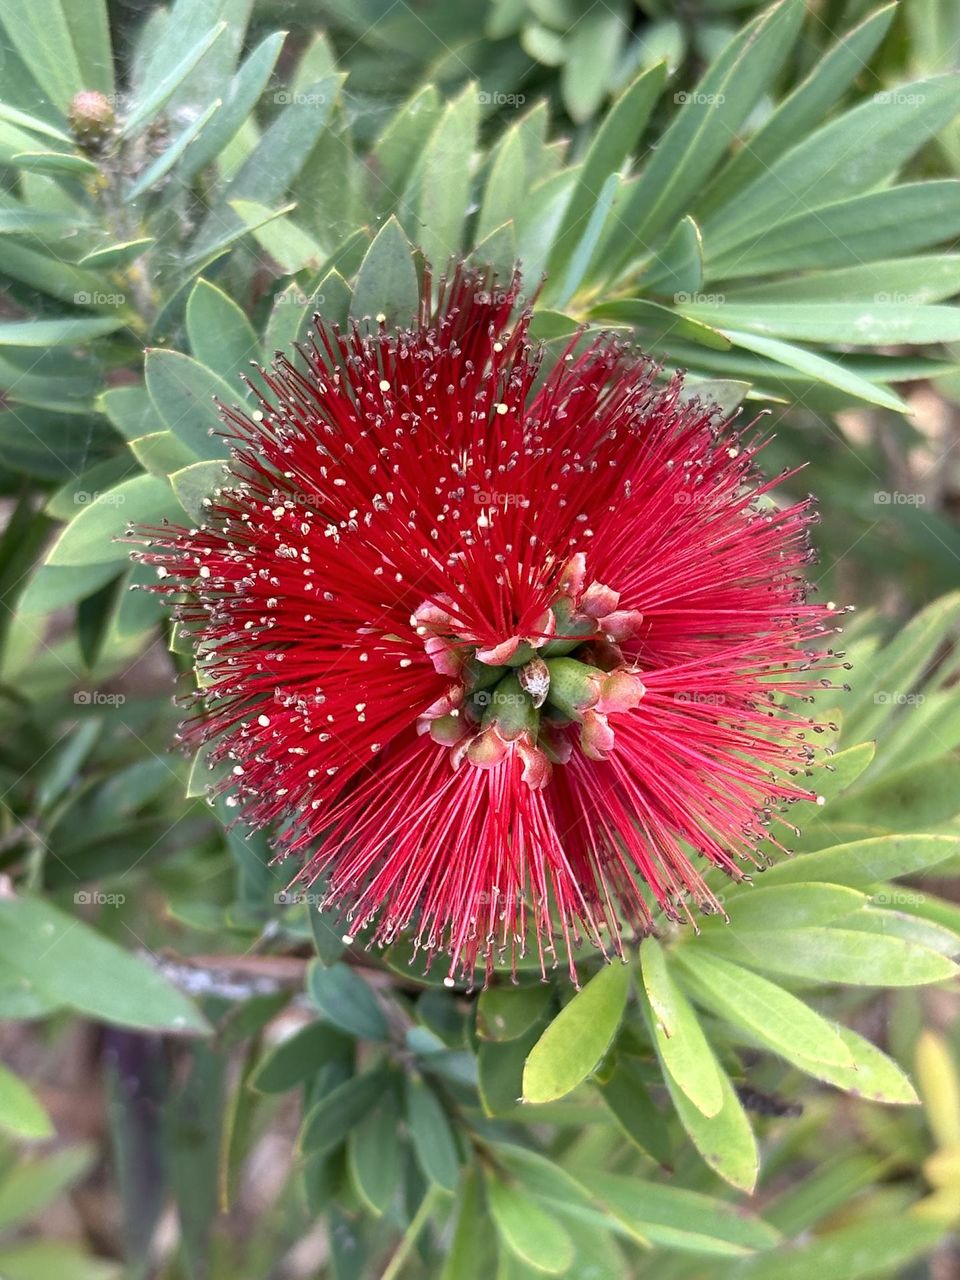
[380,1185,444,1280]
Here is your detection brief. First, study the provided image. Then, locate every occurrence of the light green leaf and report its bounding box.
[486,1175,575,1276]
[3,1,85,112]
[560,4,626,123]
[129,431,199,478]
[710,181,960,277]
[596,1056,673,1167]
[186,279,260,387]
[0,894,208,1033]
[661,1050,758,1191]
[121,22,227,138]
[418,84,480,270]
[590,1172,781,1256]
[729,1218,941,1280]
[644,216,704,296]
[0,1064,53,1141]
[721,329,907,411]
[757,833,958,889]
[350,217,420,327]
[79,239,155,270]
[639,937,724,1117]
[549,61,665,278]
[703,73,960,258]
[590,298,731,350]
[717,883,868,931]
[477,984,552,1042]
[46,474,174,567]
[476,124,527,245]
[700,926,957,986]
[170,460,227,523]
[675,948,853,1067]
[0,1146,94,1230]
[0,317,124,346]
[687,301,960,346]
[145,349,236,460]
[522,962,631,1103]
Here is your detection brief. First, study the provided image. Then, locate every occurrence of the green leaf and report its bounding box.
[644,215,704,297]
[522,962,631,1103]
[721,329,907,411]
[596,1056,673,1167]
[788,1023,919,1105]
[350,217,420,327]
[298,1067,389,1157]
[10,150,98,175]
[0,1064,53,1141]
[0,894,208,1033]
[757,833,958,889]
[79,239,156,270]
[660,1052,758,1192]
[477,984,552,1042]
[369,86,441,217]
[639,937,724,1116]
[729,1218,942,1280]
[307,961,388,1040]
[170,460,226,524]
[699,3,897,217]
[710,181,960,277]
[607,0,805,266]
[549,61,665,279]
[45,474,174,567]
[347,1091,402,1215]
[561,3,626,123]
[0,105,72,146]
[478,1026,539,1117]
[703,73,960,258]
[3,0,85,112]
[180,31,287,177]
[121,22,227,138]
[675,948,853,1067]
[0,1240,122,1280]
[441,1165,494,1280]
[405,1075,460,1192]
[590,1172,781,1256]
[476,124,526,245]
[0,1146,95,1231]
[145,349,236,460]
[687,301,960,346]
[418,84,480,270]
[725,255,960,306]
[486,1175,575,1276]
[716,883,869,931]
[127,99,222,200]
[0,317,125,346]
[700,926,957,986]
[129,430,199,478]
[250,1021,351,1093]
[590,298,731,350]
[186,279,260,388]
[63,0,113,96]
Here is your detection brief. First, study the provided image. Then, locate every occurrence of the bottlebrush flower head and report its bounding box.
[136,265,845,984]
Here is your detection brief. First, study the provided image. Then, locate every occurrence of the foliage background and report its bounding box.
[0,0,959,1277]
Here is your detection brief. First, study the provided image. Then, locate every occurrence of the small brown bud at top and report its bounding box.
[68,91,115,150]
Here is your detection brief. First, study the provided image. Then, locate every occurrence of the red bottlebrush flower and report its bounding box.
[138,266,842,984]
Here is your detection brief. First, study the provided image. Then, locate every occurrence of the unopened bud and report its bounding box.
[68,90,115,150]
